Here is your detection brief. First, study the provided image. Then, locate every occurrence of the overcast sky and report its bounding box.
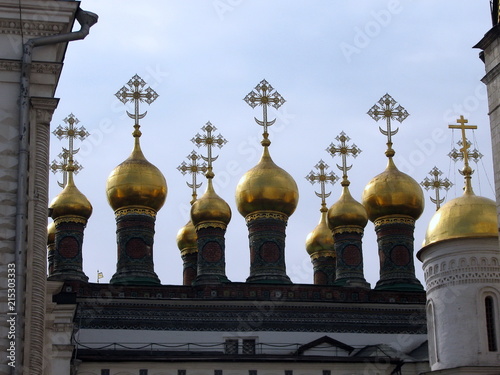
[49,1,495,286]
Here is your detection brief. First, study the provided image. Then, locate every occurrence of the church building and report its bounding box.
[0,1,499,375]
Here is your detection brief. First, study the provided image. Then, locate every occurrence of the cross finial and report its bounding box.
[326,131,361,187]
[177,151,208,205]
[367,93,409,157]
[191,122,227,179]
[115,74,159,137]
[448,116,479,193]
[243,79,286,147]
[51,113,89,188]
[305,160,339,211]
[420,167,453,210]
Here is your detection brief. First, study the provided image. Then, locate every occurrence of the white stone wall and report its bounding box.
[480,28,500,225]
[420,237,500,371]
[0,1,81,373]
[75,361,428,375]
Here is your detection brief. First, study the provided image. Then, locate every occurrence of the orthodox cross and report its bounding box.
[51,113,89,188]
[50,149,83,188]
[177,150,208,204]
[420,167,453,210]
[243,79,285,146]
[305,160,339,211]
[326,131,361,186]
[191,122,227,179]
[115,74,158,137]
[367,93,409,156]
[448,116,479,191]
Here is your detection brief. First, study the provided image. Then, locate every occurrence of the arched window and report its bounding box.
[485,296,498,352]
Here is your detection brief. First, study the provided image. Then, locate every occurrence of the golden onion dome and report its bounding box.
[235,147,299,217]
[362,158,424,222]
[421,189,498,248]
[106,138,167,212]
[306,209,335,257]
[47,221,56,246]
[49,173,93,220]
[176,219,197,252]
[191,179,231,226]
[328,186,368,229]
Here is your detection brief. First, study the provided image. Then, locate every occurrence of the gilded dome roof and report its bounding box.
[47,221,56,245]
[306,209,335,257]
[176,219,197,252]
[235,147,299,217]
[191,179,231,226]
[328,186,368,229]
[421,189,498,248]
[49,173,93,220]
[362,158,424,222]
[106,138,167,212]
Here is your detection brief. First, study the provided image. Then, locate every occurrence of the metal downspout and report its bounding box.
[14,7,97,375]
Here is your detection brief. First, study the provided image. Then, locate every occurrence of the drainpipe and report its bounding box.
[14,7,97,375]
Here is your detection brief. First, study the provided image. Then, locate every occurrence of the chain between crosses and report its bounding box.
[448,115,479,192]
[367,93,409,156]
[191,122,227,179]
[326,131,361,186]
[305,160,339,211]
[177,151,207,205]
[115,74,159,137]
[243,79,285,146]
[51,113,89,188]
[420,167,453,210]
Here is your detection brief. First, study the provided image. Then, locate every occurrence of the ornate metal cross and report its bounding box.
[115,74,158,136]
[326,131,361,186]
[367,93,409,155]
[448,116,480,191]
[50,149,83,188]
[448,116,480,168]
[305,160,339,210]
[191,122,227,178]
[177,151,208,204]
[243,79,285,146]
[51,113,89,187]
[420,167,453,210]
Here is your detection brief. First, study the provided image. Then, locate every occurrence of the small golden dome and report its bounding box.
[235,147,299,217]
[422,189,498,248]
[191,179,231,226]
[106,138,167,212]
[49,174,93,220]
[328,186,368,229]
[176,219,197,251]
[47,221,56,245]
[362,158,424,222]
[306,210,335,257]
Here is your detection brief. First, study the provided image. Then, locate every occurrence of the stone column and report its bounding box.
[374,216,423,291]
[194,223,229,285]
[23,97,59,375]
[49,216,89,282]
[332,226,370,288]
[246,212,291,284]
[110,207,161,285]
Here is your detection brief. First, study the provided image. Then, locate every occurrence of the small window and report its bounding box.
[139,370,148,375]
[178,371,186,375]
[215,371,223,375]
[485,296,498,351]
[249,371,257,375]
[243,339,256,354]
[285,371,293,375]
[225,339,238,354]
[101,371,110,375]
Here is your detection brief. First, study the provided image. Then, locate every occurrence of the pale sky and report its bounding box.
[49,1,495,286]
